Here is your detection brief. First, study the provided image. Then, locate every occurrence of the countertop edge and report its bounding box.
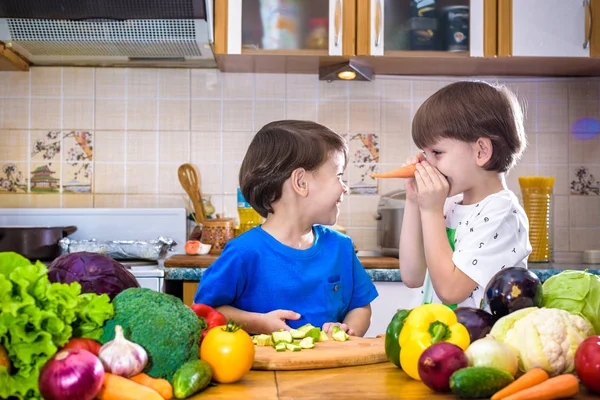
[163,266,600,282]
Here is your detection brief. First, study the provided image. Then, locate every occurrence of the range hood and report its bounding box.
[0,0,215,68]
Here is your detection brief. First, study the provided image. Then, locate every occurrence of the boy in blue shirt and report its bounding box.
[194,120,378,336]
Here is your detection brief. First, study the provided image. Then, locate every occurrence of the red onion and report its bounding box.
[39,349,104,400]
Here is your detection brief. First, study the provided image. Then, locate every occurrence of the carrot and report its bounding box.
[96,372,164,400]
[130,373,173,399]
[370,164,417,179]
[501,374,579,400]
[491,368,549,400]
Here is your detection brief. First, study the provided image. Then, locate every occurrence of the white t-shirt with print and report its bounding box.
[422,189,532,310]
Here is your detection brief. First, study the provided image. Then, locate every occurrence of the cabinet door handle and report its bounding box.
[374,0,382,47]
[584,0,592,49]
[334,0,342,47]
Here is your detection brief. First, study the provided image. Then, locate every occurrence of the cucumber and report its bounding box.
[450,367,514,399]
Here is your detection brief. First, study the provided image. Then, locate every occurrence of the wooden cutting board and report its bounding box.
[252,335,388,371]
[164,254,399,269]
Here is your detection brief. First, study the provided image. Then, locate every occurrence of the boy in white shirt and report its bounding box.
[399,81,532,309]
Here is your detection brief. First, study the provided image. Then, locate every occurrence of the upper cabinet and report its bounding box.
[498,0,600,57]
[213,0,600,76]
[356,0,497,58]
[215,0,356,56]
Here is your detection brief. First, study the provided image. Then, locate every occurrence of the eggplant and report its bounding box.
[482,267,543,318]
[453,307,496,343]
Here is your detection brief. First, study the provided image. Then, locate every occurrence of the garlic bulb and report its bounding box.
[99,325,147,377]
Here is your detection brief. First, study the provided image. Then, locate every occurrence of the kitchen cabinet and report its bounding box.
[214,1,600,76]
[498,0,600,57]
[365,281,423,337]
[215,0,356,56]
[356,0,497,58]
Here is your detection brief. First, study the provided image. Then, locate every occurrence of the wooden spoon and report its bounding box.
[178,163,206,223]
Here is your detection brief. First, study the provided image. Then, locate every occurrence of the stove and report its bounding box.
[0,208,187,292]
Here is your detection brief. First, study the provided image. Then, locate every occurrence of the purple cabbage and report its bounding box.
[47,252,140,299]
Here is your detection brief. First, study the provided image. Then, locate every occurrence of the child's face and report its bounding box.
[421,138,479,197]
[305,151,348,226]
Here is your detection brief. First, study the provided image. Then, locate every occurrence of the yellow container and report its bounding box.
[519,176,555,263]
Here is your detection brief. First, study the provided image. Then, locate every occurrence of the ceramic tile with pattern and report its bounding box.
[571,166,600,195]
[0,162,27,193]
[348,133,379,195]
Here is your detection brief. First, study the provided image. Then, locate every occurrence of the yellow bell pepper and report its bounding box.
[399,303,470,381]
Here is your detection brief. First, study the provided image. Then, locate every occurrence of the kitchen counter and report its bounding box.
[163,254,600,307]
[187,362,597,399]
[163,253,599,283]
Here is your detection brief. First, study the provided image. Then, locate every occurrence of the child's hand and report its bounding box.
[414,160,449,213]
[322,322,355,336]
[261,309,301,333]
[404,154,425,203]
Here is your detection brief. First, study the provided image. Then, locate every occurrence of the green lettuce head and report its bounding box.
[541,270,600,334]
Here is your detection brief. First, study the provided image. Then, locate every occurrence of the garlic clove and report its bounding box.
[99,325,148,377]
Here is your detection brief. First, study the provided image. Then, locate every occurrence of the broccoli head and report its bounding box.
[99,287,202,382]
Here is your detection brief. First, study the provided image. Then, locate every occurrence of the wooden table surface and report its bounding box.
[189,362,599,400]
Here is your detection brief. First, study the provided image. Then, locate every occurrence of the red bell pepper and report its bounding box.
[190,303,227,341]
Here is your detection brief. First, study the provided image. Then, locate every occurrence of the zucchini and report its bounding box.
[271,330,293,344]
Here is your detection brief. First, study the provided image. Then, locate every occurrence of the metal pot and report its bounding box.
[0,226,77,261]
[375,190,405,258]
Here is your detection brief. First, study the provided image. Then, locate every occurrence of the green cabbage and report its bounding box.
[0,252,114,400]
[541,270,600,334]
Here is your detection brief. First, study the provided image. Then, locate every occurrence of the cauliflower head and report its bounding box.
[490,307,594,376]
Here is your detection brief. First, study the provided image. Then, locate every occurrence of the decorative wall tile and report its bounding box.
[31,131,61,164]
[0,162,27,193]
[570,166,600,195]
[30,163,60,193]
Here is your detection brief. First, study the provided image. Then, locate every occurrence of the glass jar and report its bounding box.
[305,17,329,50]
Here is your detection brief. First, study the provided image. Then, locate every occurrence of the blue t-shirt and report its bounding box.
[194,225,378,331]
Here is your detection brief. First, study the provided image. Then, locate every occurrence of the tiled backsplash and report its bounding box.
[0,67,599,259]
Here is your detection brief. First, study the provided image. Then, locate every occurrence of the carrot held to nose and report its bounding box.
[370,164,417,179]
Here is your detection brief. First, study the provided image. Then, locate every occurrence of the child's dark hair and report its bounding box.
[239,120,348,218]
[412,81,526,172]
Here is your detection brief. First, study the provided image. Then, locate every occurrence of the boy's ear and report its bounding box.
[290,168,308,196]
[475,137,493,167]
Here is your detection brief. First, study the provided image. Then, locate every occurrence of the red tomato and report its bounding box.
[575,335,600,393]
[61,338,102,356]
